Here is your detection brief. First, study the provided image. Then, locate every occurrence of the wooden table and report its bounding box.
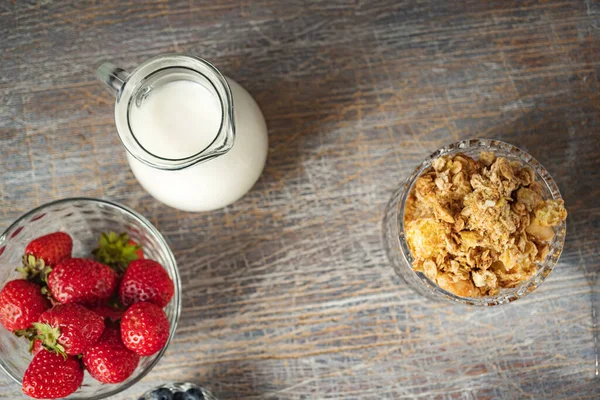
[1,1,599,398]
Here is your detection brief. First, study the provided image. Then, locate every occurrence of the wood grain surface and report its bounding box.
[1,0,599,399]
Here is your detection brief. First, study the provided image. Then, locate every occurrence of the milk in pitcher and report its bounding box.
[98,55,268,212]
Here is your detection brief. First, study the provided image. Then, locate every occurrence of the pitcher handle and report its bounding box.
[96,62,129,96]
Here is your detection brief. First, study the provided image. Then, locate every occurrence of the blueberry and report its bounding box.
[184,388,205,400]
[150,388,174,400]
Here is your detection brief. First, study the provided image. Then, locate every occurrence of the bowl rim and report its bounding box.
[388,139,567,306]
[0,197,182,399]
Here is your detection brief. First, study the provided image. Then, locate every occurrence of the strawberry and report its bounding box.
[92,231,144,274]
[18,232,72,281]
[0,279,50,332]
[119,259,174,308]
[121,302,169,356]
[83,326,140,383]
[47,258,118,306]
[31,339,43,355]
[90,303,125,322]
[33,303,105,356]
[130,240,144,259]
[22,350,84,399]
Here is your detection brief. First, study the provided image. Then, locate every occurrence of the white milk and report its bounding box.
[129,80,222,159]
[127,78,268,212]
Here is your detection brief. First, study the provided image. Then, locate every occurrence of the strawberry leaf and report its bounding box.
[32,322,67,359]
[92,231,142,274]
[14,327,37,341]
[18,254,50,281]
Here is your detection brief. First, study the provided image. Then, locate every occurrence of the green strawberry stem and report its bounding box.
[92,231,141,274]
[17,254,52,283]
[14,327,37,341]
[31,322,67,359]
[14,327,39,353]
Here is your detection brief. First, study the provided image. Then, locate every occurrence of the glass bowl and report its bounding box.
[0,198,181,399]
[383,139,567,306]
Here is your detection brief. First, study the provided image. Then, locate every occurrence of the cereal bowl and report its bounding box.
[384,139,567,306]
[0,198,181,399]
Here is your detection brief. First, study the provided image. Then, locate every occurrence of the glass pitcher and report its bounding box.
[96,54,268,212]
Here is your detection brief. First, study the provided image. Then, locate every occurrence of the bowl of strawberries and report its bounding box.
[0,197,181,399]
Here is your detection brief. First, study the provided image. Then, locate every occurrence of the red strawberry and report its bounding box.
[19,232,72,280]
[119,259,174,308]
[0,279,50,332]
[92,231,144,274]
[130,240,144,259]
[47,258,118,306]
[121,302,169,356]
[33,303,105,356]
[22,350,83,399]
[90,304,124,322]
[31,339,43,355]
[83,326,140,383]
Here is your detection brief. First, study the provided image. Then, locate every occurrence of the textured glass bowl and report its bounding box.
[0,198,181,399]
[383,139,567,306]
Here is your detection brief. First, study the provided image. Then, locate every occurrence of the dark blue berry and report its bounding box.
[150,388,174,400]
[173,392,187,400]
[184,388,205,400]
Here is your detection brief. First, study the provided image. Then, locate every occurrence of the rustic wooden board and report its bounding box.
[1,0,599,398]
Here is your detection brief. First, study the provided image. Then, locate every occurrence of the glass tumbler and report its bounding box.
[383,139,567,306]
[0,198,181,399]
